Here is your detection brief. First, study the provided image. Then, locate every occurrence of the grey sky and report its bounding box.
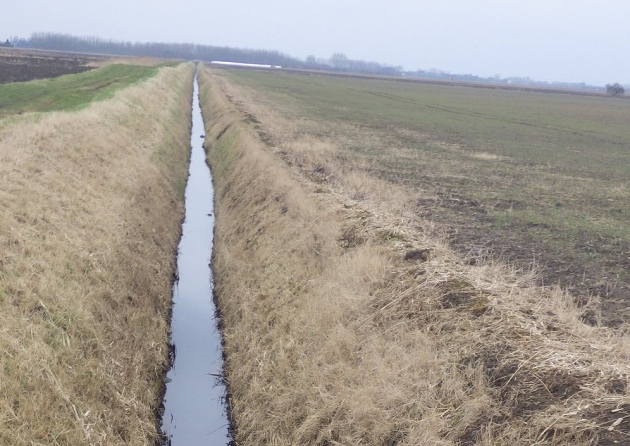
[3,1,628,85]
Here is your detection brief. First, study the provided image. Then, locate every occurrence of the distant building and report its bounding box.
[2,39,14,48]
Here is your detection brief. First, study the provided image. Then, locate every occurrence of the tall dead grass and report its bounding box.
[91,56,169,68]
[0,63,194,444]
[200,66,630,446]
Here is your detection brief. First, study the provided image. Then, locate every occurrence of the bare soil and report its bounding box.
[408,184,630,327]
[0,48,97,83]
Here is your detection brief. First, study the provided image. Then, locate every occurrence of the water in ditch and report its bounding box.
[161,76,231,445]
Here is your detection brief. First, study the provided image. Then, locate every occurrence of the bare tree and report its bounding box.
[331,53,349,70]
[606,83,625,96]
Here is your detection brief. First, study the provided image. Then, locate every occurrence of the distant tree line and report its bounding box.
[404,68,612,92]
[8,34,624,90]
[10,33,403,76]
[305,52,402,76]
[13,33,302,67]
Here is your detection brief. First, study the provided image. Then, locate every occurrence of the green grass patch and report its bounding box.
[0,64,161,118]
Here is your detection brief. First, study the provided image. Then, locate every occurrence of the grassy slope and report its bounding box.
[0,63,194,444]
[0,64,162,119]
[200,66,630,445]
[206,69,630,324]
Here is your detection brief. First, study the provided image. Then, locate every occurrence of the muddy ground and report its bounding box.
[219,65,630,328]
[408,185,630,327]
[0,48,96,83]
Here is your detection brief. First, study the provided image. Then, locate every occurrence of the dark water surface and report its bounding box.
[161,77,231,445]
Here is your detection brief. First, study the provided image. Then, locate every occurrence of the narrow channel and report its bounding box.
[161,75,231,445]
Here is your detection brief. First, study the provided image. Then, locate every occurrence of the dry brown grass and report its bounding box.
[91,56,169,68]
[200,66,630,446]
[0,63,194,444]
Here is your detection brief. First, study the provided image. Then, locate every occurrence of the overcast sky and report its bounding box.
[2,1,628,86]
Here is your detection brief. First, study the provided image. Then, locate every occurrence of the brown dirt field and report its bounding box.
[420,197,630,326]
[360,162,630,327]
[0,47,100,83]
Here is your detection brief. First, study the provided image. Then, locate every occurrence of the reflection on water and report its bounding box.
[161,76,230,445]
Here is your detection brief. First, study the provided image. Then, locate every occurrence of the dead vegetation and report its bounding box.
[0,63,194,444]
[199,66,630,445]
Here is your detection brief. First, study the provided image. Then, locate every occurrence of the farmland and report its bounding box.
[210,68,630,326]
[201,65,630,445]
[0,47,100,83]
[0,60,163,120]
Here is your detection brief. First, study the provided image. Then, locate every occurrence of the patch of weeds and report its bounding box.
[491,364,589,415]
[309,163,333,183]
[437,279,490,315]
[339,226,364,249]
[378,229,409,244]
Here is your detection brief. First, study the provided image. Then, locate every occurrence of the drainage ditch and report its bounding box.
[161,75,231,445]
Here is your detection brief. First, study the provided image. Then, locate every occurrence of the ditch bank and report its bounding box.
[0,63,194,444]
[160,76,232,445]
[197,66,356,445]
